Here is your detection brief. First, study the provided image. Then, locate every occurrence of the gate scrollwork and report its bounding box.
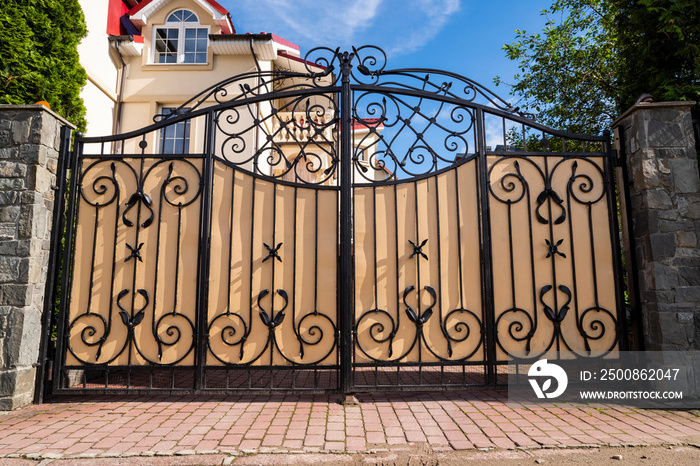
[489,155,619,358]
[67,159,202,366]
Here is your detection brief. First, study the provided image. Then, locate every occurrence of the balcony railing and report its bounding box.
[270,112,335,143]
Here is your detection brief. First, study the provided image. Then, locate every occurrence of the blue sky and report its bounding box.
[223,0,554,110]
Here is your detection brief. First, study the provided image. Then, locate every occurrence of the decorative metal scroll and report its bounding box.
[488,155,619,358]
[66,158,202,366]
[353,165,486,369]
[149,45,540,185]
[205,166,338,368]
[213,92,339,185]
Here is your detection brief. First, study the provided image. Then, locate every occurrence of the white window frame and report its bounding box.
[152,9,209,65]
[159,107,192,154]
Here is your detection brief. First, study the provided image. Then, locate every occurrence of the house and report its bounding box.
[78,0,305,136]
[76,0,388,182]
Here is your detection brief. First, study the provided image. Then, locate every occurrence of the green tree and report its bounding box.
[494,1,616,135]
[615,0,700,110]
[496,0,700,136]
[0,0,88,131]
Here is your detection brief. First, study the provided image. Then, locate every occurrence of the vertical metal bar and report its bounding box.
[433,175,446,387]
[413,181,422,385]
[291,187,298,386]
[335,183,340,388]
[195,111,216,390]
[53,133,83,393]
[542,153,561,354]
[270,183,277,373]
[247,178,257,388]
[475,109,497,385]
[35,125,72,403]
[338,52,354,395]
[605,129,632,352]
[393,183,401,388]
[372,185,378,389]
[126,150,146,367]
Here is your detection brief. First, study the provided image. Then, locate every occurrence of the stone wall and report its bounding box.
[613,101,700,351]
[0,105,72,410]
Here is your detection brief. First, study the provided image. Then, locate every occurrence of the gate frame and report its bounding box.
[43,46,629,397]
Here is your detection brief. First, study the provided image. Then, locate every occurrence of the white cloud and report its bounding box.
[241,0,383,44]
[388,0,461,55]
[234,0,460,56]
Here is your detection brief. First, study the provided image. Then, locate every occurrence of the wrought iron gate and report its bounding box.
[48,46,627,394]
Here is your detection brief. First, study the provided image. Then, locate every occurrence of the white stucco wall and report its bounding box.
[78,0,119,137]
[81,82,116,139]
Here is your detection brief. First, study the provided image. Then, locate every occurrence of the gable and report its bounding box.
[129,0,234,34]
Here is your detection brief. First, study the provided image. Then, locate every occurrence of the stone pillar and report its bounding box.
[0,105,72,410]
[613,101,700,351]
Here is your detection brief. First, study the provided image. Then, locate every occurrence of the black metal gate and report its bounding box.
[45,46,627,395]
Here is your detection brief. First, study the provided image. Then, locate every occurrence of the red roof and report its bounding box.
[128,0,230,16]
[127,0,152,15]
[270,35,300,53]
[128,0,234,34]
[352,118,384,131]
[278,50,323,69]
[107,0,130,36]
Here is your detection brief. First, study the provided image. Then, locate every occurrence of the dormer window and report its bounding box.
[153,9,208,64]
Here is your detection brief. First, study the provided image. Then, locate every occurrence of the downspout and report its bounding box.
[113,39,128,141]
[249,36,263,76]
[249,37,262,170]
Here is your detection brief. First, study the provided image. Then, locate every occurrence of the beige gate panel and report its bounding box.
[433,162,484,362]
[354,161,485,365]
[488,155,620,360]
[207,164,253,365]
[67,158,203,366]
[207,162,338,366]
[554,157,619,355]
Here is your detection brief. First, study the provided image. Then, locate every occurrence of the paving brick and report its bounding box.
[365,431,386,444]
[0,391,698,459]
[384,426,404,437]
[306,425,325,435]
[325,430,345,442]
[261,434,284,447]
[303,435,324,447]
[243,429,266,440]
[346,436,366,452]
[386,436,407,445]
[345,426,365,437]
[178,434,204,446]
[220,434,243,446]
[450,439,474,450]
[283,439,303,449]
[405,431,426,442]
[426,435,449,445]
[324,441,345,451]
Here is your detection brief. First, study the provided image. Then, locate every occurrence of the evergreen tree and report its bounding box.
[0,0,87,131]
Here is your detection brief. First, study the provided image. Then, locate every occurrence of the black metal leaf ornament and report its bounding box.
[123,190,154,228]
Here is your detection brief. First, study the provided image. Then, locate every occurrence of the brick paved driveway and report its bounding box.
[0,391,698,462]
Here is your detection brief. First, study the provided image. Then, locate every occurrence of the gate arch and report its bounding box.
[51,46,626,394]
